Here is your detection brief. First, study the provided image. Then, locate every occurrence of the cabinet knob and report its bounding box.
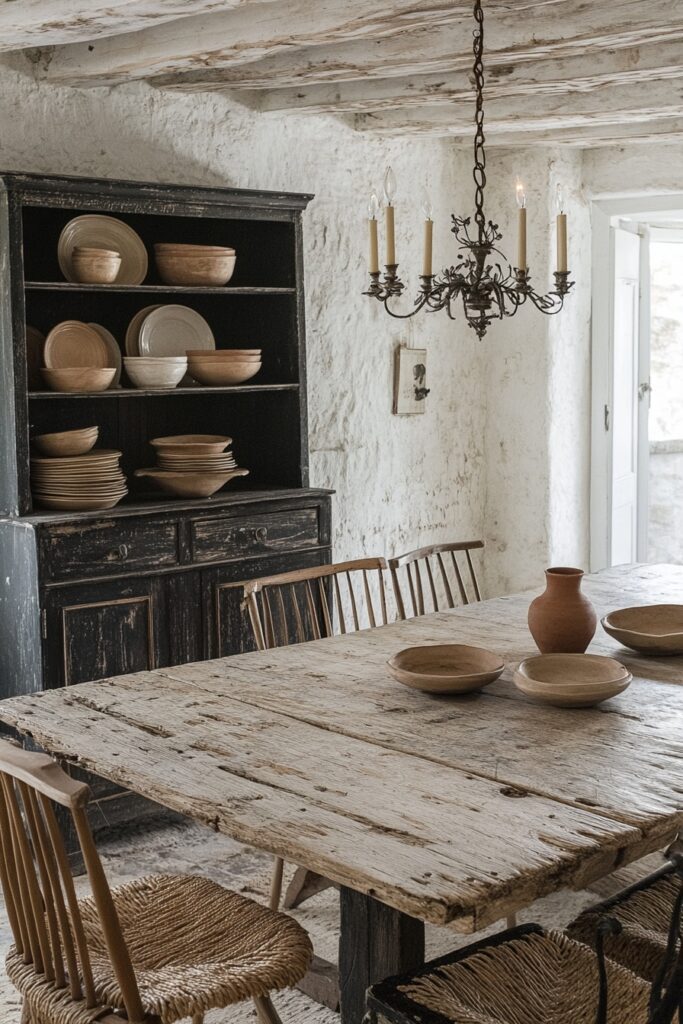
[113,543,129,560]
[253,527,268,543]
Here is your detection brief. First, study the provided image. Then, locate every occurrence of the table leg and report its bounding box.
[339,886,425,1024]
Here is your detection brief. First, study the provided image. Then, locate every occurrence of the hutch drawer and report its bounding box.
[40,517,181,581]
[190,506,320,564]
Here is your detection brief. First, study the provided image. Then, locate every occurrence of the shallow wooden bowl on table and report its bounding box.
[513,653,632,708]
[32,426,98,457]
[135,466,248,498]
[387,644,505,694]
[601,604,683,655]
[41,367,116,393]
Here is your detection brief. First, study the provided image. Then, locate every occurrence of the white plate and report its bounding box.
[138,305,215,358]
[88,323,121,386]
[125,305,164,357]
[58,215,148,285]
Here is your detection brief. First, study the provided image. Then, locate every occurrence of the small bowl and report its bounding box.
[41,367,116,393]
[135,467,248,498]
[514,653,631,708]
[188,357,261,386]
[33,426,98,457]
[601,605,683,655]
[387,644,505,694]
[71,248,122,284]
[124,356,187,390]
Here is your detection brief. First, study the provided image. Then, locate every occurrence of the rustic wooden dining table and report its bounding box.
[1,563,682,1024]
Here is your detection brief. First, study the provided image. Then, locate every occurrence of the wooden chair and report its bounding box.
[241,557,389,912]
[388,540,484,619]
[0,742,312,1024]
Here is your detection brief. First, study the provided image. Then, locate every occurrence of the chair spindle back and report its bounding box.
[242,558,389,650]
[389,540,484,619]
[0,742,145,1022]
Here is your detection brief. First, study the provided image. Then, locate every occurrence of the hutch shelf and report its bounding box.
[0,171,332,843]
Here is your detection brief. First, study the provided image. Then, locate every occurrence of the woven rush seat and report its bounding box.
[567,861,681,983]
[8,873,313,1024]
[366,924,650,1024]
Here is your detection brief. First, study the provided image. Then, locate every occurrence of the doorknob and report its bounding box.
[638,382,652,400]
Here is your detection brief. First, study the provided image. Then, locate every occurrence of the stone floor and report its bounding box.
[0,813,659,1023]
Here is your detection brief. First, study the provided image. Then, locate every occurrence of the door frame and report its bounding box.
[590,192,683,570]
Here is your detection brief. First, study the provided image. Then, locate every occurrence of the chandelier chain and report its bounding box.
[472,0,486,242]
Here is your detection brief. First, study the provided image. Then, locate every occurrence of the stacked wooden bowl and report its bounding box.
[31,440,127,511]
[135,434,249,498]
[187,348,261,386]
[154,244,236,286]
[41,320,117,393]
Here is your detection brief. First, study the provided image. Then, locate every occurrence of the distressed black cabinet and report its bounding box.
[0,172,333,838]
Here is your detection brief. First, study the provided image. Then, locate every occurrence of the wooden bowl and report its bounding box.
[514,654,632,708]
[154,249,236,286]
[601,605,683,655]
[41,367,116,393]
[33,426,98,456]
[186,349,261,359]
[154,244,235,254]
[71,247,122,284]
[387,644,505,694]
[135,467,248,498]
[150,434,232,455]
[188,357,261,385]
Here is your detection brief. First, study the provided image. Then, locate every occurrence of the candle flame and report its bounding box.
[421,190,433,221]
[367,191,380,220]
[556,182,565,213]
[515,180,526,209]
[383,166,397,205]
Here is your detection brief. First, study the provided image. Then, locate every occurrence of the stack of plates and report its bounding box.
[31,450,128,511]
[125,305,215,358]
[135,434,248,498]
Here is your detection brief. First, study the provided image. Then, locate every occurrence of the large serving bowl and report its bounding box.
[41,367,116,393]
[135,467,248,498]
[154,244,236,286]
[387,644,505,695]
[601,604,683,655]
[188,355,261,385]
[123,356,187,390]
[514,653,631,708]
[33,426,98,457]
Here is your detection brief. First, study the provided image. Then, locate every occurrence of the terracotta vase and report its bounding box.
[528,567,597,654]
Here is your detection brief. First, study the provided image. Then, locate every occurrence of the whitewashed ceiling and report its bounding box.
[6,0,683,146]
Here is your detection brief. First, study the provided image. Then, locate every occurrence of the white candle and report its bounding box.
[556,183,568,273]
[383,166,397,266]
[515,180,527,270]
[367,192,380,274]
[422,192,434,276]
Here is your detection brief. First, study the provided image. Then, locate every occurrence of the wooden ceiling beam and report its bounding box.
[144,0,683,92]
[252,41,683,115]
[0,1,255,52]
[449,117,683,147]
[45,0,489,87]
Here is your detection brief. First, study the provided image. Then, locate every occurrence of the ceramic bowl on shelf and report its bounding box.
[188,355,261,386]
[387,644,505,695]
[33,426,99,457]
[123,356,187,390]
[150,434,232,455]
[135,466,248,498]
[601,605,683,655]
[41,367,116,393]
[71,246,122,284]
[154,243,236,286]
[513,653,632,708]
[186,349,261,360]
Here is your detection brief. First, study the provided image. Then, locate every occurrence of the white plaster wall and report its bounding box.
[584,142,683,199]
[0,53,486,569]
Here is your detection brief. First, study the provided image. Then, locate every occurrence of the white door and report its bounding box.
[610,227,641,565]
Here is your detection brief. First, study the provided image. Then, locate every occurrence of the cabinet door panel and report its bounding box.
[44,577,167,688]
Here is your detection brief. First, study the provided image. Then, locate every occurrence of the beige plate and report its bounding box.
[157,459,237,472]
[150,434,232,455]
[136,467,248,498]
[33,427,98,458]
[30,449,122,465]
[387,644,505,695]
[34,494,127,511]
[58,215,148,285]
[125,305,164,357]
[601,604,683,655]
[514,653,632,708]
[44,321,110,370]
[186,349,261,359]
[26,326,46,389]
[138,305,215,358]
[88,323,122,386]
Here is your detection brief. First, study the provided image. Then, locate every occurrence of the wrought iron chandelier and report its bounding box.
[363,0,574,339]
